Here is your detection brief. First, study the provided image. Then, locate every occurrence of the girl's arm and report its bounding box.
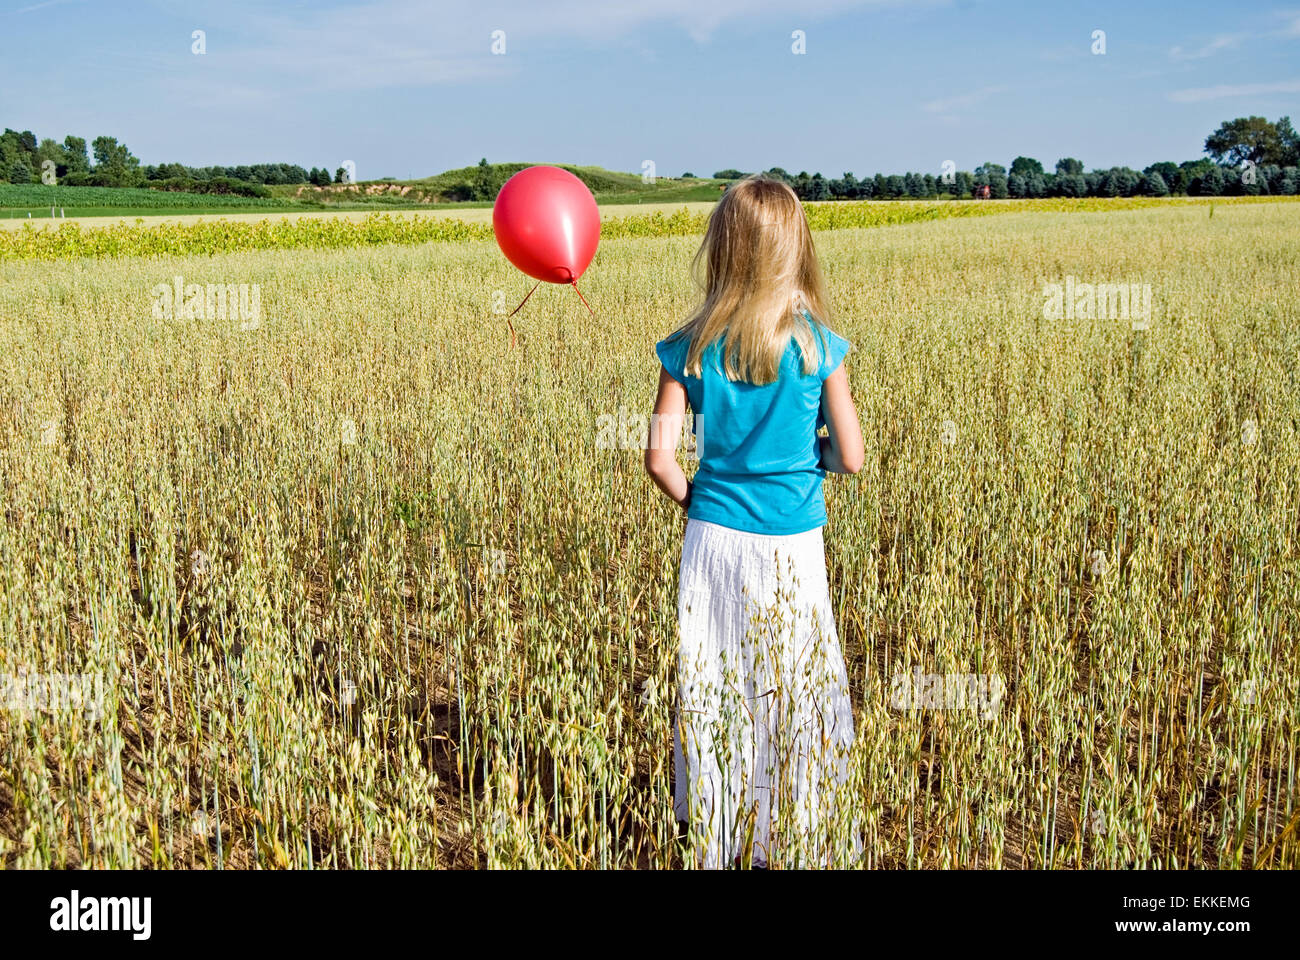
[644,366,692,508]
[818,364,864,475]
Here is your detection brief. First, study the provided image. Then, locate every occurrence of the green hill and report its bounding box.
[271,163,726,207]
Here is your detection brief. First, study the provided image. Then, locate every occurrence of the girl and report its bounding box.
[644,175,865,869]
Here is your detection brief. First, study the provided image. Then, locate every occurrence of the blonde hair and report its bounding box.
[669,174,835,385]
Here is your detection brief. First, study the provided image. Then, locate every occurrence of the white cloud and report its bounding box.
[921,85,1007,114]
[1168,34,1243,60]
[153,0,923,95]
[13,0,78,12]
[1165,15,1300,60]
[491,0,923,45]
[1167,79,1300,103]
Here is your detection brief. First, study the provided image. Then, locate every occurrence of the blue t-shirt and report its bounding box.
[655,317,852,535]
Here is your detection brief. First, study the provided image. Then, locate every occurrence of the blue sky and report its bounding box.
[2,0,1298,179]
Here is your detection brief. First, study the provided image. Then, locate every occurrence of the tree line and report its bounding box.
[712,116,1299,199]
[0,129,352,193]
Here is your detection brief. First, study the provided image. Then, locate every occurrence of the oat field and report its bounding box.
[1,199,1297,868]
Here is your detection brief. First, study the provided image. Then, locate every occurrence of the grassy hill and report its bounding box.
[273,163,727,207]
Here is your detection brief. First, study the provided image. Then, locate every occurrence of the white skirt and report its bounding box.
[672,518,863,869]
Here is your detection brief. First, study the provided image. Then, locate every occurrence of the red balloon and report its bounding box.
[493,166,600,284]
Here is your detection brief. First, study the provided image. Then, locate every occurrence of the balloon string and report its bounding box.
[502,278,594,348]
[505,279,541,349]
[570,280,595,317]
[508,280,541,318]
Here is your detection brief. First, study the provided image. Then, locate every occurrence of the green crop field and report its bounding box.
[0,183,285,216]
[0,199,1297,869]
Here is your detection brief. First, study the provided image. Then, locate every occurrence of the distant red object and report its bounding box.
[974,184,992,199]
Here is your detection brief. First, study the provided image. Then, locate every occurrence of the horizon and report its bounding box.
[2,0,1299,179]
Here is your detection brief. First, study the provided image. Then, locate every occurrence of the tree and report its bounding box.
[2,129,39,172]
[1010,156,1044,178]
[713,169,746,179]
[334,167,348,183]
[1192,166,1226,196]
[1054,173,1087,197]
[829,171,858,199]
[1243,163,1272,195]
[1204,116,1285,166]
[1277,117,1300,166]
[1178,158,1217,195]
[975,162,1008,198]
[0,129,37,181]
[34,138,66,181]
[155,162,188,180]
[1100,167,1140,197]
[472,158,499,201]
[60,136,89,172]
[10,160,33,183]
[90,135,142,186]
[1143,162,1179,192]
[1260,163,1288,194]
[1140,171,1169,196]
[1055,157,1083,176]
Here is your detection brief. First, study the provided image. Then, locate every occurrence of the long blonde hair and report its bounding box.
[670,174,835,385]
